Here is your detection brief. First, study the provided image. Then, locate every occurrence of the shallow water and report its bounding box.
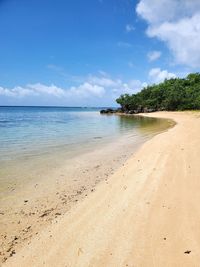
[0,107,174,195]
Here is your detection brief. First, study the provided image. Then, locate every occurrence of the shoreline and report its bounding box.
[1,120,171,264]
[3,112,196,266]
[0,134,135,262]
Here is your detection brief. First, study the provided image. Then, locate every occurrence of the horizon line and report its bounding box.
[0,105,118,108]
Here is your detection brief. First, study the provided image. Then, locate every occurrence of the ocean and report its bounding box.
[0,106,173,196]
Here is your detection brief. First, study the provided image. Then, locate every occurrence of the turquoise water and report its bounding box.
[0,106,174,193]
[0,106,170,162]
[0,106,123,161]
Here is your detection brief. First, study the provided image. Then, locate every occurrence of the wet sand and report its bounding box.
[0,129,159,264]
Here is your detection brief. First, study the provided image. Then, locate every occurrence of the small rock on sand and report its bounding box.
[184,250,191,254]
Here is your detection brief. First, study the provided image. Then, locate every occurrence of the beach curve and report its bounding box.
[4,111,200,267]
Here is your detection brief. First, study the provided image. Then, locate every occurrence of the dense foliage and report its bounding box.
[116,73,200,112]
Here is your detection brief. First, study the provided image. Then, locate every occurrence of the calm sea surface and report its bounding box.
[0,106,173,192]
[0,107,172,161]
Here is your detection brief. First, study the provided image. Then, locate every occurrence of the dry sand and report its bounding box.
[3,112,200,267]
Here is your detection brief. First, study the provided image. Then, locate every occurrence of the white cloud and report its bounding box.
[136,0,200,67]
[147,50,161,62]
[0,84,66,98]
[136,0,178,24]
[0,73,149,105]
[136,0,200,24]
[88,76,120,88]
[0,86,34,97]
[28,83,66,97]
[126,80,147,92]
[126,24,135,32]
[149,68,176,84]
[87,74,145,95]
[147,14,200,67]
[0,82,105,100]
[0,76,144,101]
[69,83,105,98]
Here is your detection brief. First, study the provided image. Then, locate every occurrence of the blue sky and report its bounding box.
[0,0,199,106]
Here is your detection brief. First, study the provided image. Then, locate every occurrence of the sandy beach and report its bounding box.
[3,111,200,267]
[1,114,172,264]
[0,132,146,263]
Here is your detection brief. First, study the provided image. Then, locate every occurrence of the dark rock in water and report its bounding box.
[100,108,123,114]
[126,107,157,114]
[100,107,157,114]
[100,108,114,114]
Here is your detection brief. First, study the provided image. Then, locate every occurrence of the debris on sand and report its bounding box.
[184,250,191,254]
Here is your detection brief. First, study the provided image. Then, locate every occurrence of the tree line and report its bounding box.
[116,73,200,113]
